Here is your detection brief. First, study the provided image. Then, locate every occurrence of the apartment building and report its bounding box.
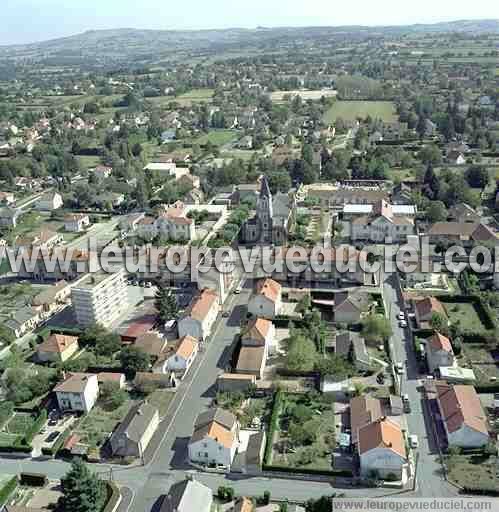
[71,270,128,328]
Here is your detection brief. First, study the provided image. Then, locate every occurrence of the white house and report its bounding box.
[436,383,490,448]
[248,278,282,319]
[188,409,239,468]
[426,332,455,373]
[178,289,219,341]
[54,373,99,413]
[36,191,63,211]
[64,214,90,233]
[153,335,198,378]
[350,200,414,243]
[358,417,408,482]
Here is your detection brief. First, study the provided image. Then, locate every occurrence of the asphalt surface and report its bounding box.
[0,273,459,508]
[383,271,457,498]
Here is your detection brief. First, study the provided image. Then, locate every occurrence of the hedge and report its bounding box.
[263,390,283,465]
[461,486,499,496]
[475,383,499,393]
[0,476,18,506]
[103,481,121,512]
[25,410,48,445]
[262,464,353,478]
[20,473,48,487]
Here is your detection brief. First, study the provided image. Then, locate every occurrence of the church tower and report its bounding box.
[256,175,273,243]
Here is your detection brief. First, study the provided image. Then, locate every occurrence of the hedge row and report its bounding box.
[263,464,353,478]
[475,383,499,393]
[0,476,18,506]
[103,481,121,512]
[461,486,499,496]
[263,390,283,465]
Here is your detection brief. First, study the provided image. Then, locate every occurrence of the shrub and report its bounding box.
[217,486,235,502]
[0,476,17,506]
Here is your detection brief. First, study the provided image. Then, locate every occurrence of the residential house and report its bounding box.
[391,182,414,205]
[159,478,213,512]
[426,332,456,373]
[427,222,497,247]
[153,335,198,378]
[350,395,382,445]
[236,346,266,379]
[178,289,219,341]
[36,191,63,211]
[15,229,63,250]
[241,317,274,354]
[134,332,168,360]
[54,373,99,413]
[349,200,415,243]
[414,297,448,329]
[238,135,253,149]
[299,183,389,209]
[0,207,21,228]
[0,191,15,205]
[3,306,40,338]
[381,121,408,140]
[109,401,160,458]
[92,166,112,180]
[217,373,256,393]
[36,334,79,363]
[447,203,480,224]
[97,372,126,389]
[188,408,239,468]
[64,214,90,232]
[248,278,282,319]
[446,150,466,166]
[334,332,371,370]
[436,383,489,448]
[334,291,371,325]
[358,418,408,481]
[31,280,71,317]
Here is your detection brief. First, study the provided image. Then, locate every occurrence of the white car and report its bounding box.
[409,434,419,449]
[395,362,404,374]
[399,320,407,328]
[398,312,405,321]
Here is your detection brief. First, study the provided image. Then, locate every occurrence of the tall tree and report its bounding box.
[60,459,106,512]
[155,285,179,323]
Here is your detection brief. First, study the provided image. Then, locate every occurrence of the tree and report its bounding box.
[155,285,179,323]
[465,165,489,189]
[100,382,127,410]
[361,314,392,344]
[286,334,317,372]
[119,346,151,378]
[60,458,106,512]
[430,312,448,333]
[426,201,447,223]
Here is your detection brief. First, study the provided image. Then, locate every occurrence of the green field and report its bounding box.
[76,155,101,170]
[193,130,237,146]
[444,302,486,332]
[5,413,34,435]
[147,89,215,108]
[323,101,397,123]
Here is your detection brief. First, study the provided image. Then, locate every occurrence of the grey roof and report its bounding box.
[259,175,271,198]
[334,290,370,313]
[335,332,354,357]
[111,401,158,444]
[194,408,236,431]
[245,431,265,466]
[273,192,291,218]
[160,479,213,512]
[352,336,370,365]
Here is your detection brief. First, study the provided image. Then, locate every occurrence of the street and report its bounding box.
[383,271,456,498]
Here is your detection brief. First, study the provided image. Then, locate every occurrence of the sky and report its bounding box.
[1,0,497,45]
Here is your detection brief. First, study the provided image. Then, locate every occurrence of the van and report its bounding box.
[409,434,419,449]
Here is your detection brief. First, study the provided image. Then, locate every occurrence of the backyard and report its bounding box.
[270,393,337,471]
[446,453,499,491]
[193,129,237,146]
[75,400,131,449]
[461,343,499,385]
[443,301,487,332]
[323,100,397,123]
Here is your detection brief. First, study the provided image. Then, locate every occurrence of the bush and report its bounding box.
[217,486,235,502]
[264,390,283,464]
[20,473,48,487]
[0,476,17,506]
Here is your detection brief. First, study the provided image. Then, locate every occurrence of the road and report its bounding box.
[0,272,459,507]
[383,271,456,498]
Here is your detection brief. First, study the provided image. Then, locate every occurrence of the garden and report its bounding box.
[267,392,337,472]
[446,451,499,493]
[443,301,488,333]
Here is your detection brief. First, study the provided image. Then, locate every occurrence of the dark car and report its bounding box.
[45,431,61,443]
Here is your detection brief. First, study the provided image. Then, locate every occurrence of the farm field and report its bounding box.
[193,130,238,146]
[148,89,215,107]
[323,100,397,123]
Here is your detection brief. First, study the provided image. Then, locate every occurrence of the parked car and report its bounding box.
[376,373,385,384]
[395,362,404,374]
[222,311,230,318]
[399,320,407,328]
[409,434,419,449]
[45,431,61,443]
[398,312,405,321]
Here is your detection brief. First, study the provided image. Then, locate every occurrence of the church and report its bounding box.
[243,175,295,246]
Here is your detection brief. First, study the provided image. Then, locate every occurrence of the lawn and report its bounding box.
[146,389,175,417]
[193,130,237,146]
[443,302,486,332]
[461,343,499,385]
[446,454,498,491]
[0,432,19,445]
[5,413,35,435]
[148,89,214,107]
[76,401,132,448]
[76,155,101,170]
[323,100,397,124]
[270,393,336,471]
